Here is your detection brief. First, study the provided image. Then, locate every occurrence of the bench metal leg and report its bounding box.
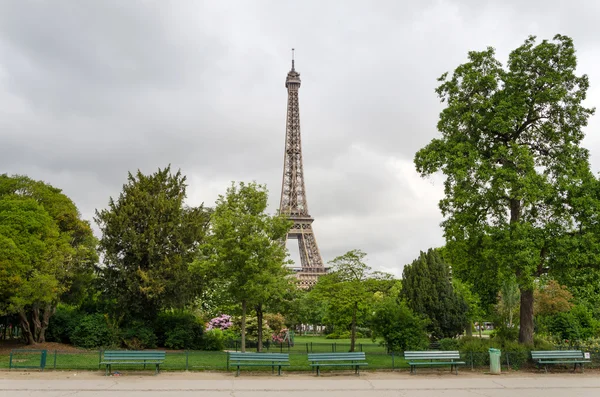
[278,365,282,376]
[316,366,320,376]
[236,366,240,377]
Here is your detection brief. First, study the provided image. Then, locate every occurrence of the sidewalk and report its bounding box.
[2,370,600,396]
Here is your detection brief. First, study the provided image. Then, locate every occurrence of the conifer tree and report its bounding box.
[401,248,468,339]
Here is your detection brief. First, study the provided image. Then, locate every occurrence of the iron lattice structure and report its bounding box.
[279,56,327,288]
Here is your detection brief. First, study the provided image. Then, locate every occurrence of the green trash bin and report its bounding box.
[489,348,501,374]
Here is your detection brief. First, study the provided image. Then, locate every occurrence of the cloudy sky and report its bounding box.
[2,0,600,277]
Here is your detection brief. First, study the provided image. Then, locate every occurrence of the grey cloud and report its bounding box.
[2,0,600,273]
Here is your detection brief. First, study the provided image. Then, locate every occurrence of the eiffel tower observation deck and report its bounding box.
[279,50,327,288]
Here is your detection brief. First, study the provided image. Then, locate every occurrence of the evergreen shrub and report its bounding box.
[71,313,118,348]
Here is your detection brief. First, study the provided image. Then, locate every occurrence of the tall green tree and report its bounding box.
[401,249,468,339]
[195,182,291,352]
[414,35,597,344]
[95,166,210,321]
[311,249,393,352]
[0,175,97,344]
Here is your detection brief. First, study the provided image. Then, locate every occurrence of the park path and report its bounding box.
[1,371,600,396]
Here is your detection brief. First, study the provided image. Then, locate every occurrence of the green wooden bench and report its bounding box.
[531,350,591,373]
[307,352,368,376]
[404,351,466,375]
[227,352,290,376]
[100,350,166,375]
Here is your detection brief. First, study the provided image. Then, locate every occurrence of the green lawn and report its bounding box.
[0,339,403,373]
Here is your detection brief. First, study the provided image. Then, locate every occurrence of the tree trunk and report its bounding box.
[241,300,247,353]
[350,301,357,352]
[31,304,42,342]
[256,303,263,352]
[38,304,55,343]
[466,322,473,337]
[518,287,534,345]
[18,310,35,345]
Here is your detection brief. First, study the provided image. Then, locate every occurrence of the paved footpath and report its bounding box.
[1,371,600,397]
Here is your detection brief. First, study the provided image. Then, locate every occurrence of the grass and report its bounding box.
[0,337,404,372]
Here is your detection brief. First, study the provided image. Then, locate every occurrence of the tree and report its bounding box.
[312,249,393,352]
[401,249,468,339]
[452,278,484,337]
[414,35,596,344]
[196,182,291,352]
[534,279,574,316]
[497,277,521,328]
[0,175,97,344]
[95,166,210,321]
[370,297,429,352]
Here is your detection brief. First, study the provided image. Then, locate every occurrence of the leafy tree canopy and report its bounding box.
[0,174,96,344]
[194,181,291,352]
[95,166,210,321]
[414,34,597,344]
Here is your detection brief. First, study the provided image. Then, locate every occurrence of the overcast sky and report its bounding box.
[2,0,600,277]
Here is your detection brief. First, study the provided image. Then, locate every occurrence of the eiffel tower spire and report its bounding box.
[279,51,326,288]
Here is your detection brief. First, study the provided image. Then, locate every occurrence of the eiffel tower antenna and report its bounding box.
[279,52,327,288]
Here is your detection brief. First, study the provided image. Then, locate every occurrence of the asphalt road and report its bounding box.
[2,371,600,397]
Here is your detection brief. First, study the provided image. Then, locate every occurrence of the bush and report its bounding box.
[202,328,226,351]
[155,312,203,350]
[121,321,157,349]
[264,313,285,334]
[491,326,519,342]
[370,298,429,352]
[46,305,83,344]
[500,340,530,369]
[438,338,460,351]
[71,313,119,348]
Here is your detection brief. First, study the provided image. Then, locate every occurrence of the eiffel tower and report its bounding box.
[279,51,327,288]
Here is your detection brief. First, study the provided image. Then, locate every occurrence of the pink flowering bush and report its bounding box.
[271,328,288,343]
[206,314,233,331]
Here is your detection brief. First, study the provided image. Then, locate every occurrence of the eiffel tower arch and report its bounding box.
[279,53,327,288]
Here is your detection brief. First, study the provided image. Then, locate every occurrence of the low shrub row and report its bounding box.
[46,306,227,351]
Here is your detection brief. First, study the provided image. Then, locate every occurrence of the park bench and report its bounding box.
[227,352,290,376]
[531,350,591,373]
[100,350,166,375]
[404,351,465,375]
[307,352,368,376]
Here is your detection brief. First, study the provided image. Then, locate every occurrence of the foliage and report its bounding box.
[0,174,97,344]
[311,249,394,352]
[231,315,270,342]
[438,338,460,351]
[534,279,574,316]
[95,166,210,321]
[370,297,429,352]
[194,181,291,352]
[496,276,520,328]
[401,248,468,339]
[155,311,204,350]
[206,314,233,331]
[452,277,484,335]
[46,305,83,344]
[201,328,227,351]
[71,313,119,349]
[121,321,157,349]
[538,305,599,341]
[264,313,286,334]
[492,325,519,342]
[414,34,597,344]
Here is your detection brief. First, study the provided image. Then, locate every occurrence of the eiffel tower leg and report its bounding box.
[296,224,324,288]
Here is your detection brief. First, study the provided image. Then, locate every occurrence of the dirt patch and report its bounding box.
[0,341,88,355]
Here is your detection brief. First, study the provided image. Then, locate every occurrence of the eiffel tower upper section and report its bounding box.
[279,52,326,287]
